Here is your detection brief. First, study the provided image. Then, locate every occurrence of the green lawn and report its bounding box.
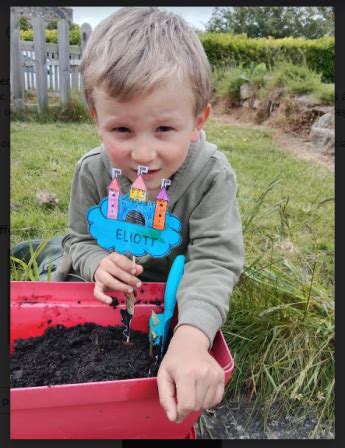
[10,117,334,436]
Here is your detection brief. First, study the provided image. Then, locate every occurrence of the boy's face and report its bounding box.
[93,82,210,195]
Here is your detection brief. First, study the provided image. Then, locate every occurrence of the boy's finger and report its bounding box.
[109,252,142,274]
[214,382,225,407]
[107,265,142,289]
[195,378,209,411]
[201,377,224,410]
[134,264,144,276]
[98,271,136,294]
[157,369,178,422]
[175,376,197,421]
[93,283,113,304]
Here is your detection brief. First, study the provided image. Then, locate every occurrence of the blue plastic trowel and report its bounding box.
[149,255,185,358]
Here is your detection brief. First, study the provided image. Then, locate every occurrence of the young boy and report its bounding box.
[55,7,244,424]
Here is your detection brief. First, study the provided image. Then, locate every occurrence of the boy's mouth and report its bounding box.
[131,168,160,177]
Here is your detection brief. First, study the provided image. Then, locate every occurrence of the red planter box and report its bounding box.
[10,281,234,439]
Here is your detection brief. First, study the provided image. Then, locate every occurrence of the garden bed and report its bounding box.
[10,281,233,439]
[11,323,160,388]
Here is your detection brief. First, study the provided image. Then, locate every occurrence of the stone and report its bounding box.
[311,106,333,115]
[309,111,335,154]
[253,99,261,109]
[36,190,59,206]
[310,128,334,154]
[242,99,252,108]
[240,83,256,101]
[312,111,334,129]
[294,95,321,108]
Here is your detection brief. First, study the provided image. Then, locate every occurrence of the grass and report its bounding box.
[11,120,99,246]
[10,116,334,436]
[11,93,92,123]
[205,120,334,434]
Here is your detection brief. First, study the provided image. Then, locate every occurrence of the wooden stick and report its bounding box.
[123,254,137,342]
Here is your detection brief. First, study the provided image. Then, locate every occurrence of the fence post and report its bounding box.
[58,19,70,105]
[10,14,25,112]
[80,23,92,106]
[71,64,79,91]
[33,17,48,113]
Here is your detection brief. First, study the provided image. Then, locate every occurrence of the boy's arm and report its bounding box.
[174,164,244,347]
[157,163,244,423]
[68,158,110,281]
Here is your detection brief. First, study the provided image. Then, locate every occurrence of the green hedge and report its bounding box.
[20,29,81,45]
[19,29,334,83]
[200,33,334,83]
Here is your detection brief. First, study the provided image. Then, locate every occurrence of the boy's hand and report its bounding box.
[94,253,143,304]
[157,325,225,423]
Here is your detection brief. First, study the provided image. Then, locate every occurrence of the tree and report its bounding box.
[206,7,334,39]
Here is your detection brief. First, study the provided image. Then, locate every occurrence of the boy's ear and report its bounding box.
[89,109,103,140]
[191,103,211,142]
[89,108,98,124]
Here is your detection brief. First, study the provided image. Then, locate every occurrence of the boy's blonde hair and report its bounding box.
[80,7,211,116]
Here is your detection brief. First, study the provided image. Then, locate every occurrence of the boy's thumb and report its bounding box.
[157,369,177,422]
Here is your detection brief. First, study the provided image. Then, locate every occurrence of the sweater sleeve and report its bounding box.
[174,164,244,347]
[68,158,110,281]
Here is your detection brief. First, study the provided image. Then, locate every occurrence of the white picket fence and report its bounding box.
[10,15,92,112]
[21,41,82,92]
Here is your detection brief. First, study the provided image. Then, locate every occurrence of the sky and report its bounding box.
[71,7,215,31]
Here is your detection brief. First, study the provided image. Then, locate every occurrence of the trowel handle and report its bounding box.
[164,255,185,317]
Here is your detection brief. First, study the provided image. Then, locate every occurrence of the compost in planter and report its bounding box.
[10,322,161,388]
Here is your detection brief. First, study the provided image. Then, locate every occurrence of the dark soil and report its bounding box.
[10,323,161,388]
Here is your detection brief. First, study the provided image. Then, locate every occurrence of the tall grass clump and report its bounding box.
[11,93,92,123]
[11,239,54,281]
[222,177,334,437]
[266,60,325,95]
[211,60,334,106]
[212,65,248,104]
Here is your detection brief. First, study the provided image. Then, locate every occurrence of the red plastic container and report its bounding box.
[10,281,234,439]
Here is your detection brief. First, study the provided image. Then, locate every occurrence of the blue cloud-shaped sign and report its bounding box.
[86,198,182,257]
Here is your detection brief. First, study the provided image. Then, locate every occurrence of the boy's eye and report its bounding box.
[113,127,131,133]
[156,126,173,132]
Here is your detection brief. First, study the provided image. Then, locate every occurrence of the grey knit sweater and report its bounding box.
[55,133,244,346]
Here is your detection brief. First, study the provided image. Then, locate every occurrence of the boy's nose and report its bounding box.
[131,143,156,165]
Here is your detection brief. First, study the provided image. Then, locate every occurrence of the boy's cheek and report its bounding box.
[104,142,130,165]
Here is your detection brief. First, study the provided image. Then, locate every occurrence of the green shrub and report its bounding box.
[266,61,322,95]
[240,62,267,87]
[200,33,334,83]
[213,66,248,101]
[47,19,58,30]
[20,28,81,45]
[311,83,335,105]
[19,16,31,31]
